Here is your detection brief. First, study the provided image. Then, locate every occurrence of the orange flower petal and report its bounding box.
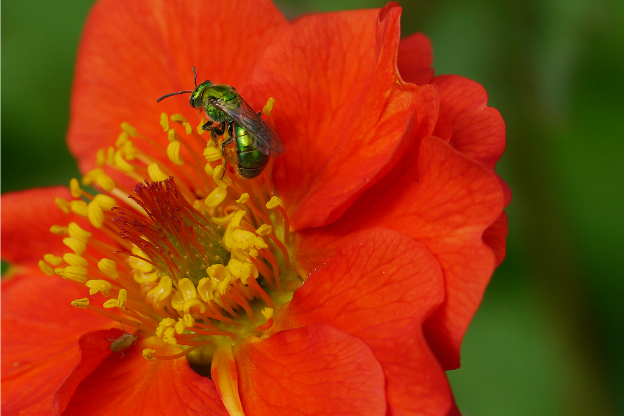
[296,135,505,369]
[52,328,126,415]
[68,0,287,175]
[277,228,454,415]
[432,75,506,170]
[1,272,111,415]
[235,323,386,416]
[251,4,438,230]
[61,338,227,416]
[1,187,72,266]
[397,32,435,85]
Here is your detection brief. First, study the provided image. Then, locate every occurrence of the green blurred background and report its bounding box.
[3,0,623,414]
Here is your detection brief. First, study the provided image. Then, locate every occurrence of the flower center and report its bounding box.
[40,108,301,382]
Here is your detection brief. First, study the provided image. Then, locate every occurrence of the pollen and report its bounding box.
[44,110,298,391]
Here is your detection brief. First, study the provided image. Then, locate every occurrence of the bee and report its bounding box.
[157,68,284,179]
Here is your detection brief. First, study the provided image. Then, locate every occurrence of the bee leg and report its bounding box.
[212,122,226,136]
[201,120,214,131]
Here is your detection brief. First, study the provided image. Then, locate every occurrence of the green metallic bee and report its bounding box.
[157,68,284,179]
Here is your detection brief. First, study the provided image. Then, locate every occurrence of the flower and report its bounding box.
[1,1,509,415]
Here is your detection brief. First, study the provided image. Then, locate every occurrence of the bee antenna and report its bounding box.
[192,67,197,87]
[156,90,193,102]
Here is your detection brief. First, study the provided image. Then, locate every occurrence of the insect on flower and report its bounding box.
[106,332,138,357]
[157,68,285,179]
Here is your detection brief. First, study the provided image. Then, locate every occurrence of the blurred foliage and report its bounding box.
[2,0,623,414]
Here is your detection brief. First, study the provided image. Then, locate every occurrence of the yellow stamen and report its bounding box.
[98,258,119,279]
[167,140,184,165]
[71,298,90,309]
[44,254,63,266]
[63,266,88,283]
[50,225,68,235]
[236,193,249,204]
[266,196,282,209]
[114,150,135,172]
[93,194,116,211]
[55,198,71,213]
[121,121,138,137]
[86,280,112,296]
[68,222,92,243]
[255,224,272,236]
[143,349,157,361]
[96,149,106,166]
[160,113,170,131]
[70,178,83,198]
[70,200,88,217]
[147,163,169,182]
[204,146,222,162]
[205,187,227,208]
[87,200,105,228]
[63,237,86,256]
[63,253,88,267]
[39,260,55,276]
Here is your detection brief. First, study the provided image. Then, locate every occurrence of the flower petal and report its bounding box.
[251,4,438,229]
[61,337,227,416]
[278,228,453,415]
[1,272,111,415]
[235,324,386,416]
[52,328,126,415]
[1,187,72,266]
[68,0,287,175]
[432,75,506,170]
[296,135,506,369]
[397,32,435,85]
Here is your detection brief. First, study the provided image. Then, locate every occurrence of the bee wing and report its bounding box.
[211,98,285,157]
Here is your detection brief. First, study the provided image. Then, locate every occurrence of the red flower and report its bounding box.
[1,1,509,415]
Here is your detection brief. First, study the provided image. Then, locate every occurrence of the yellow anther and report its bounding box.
[116,131,129,147]
[63,266,88,283]
[175,318,186,335]
[160,113,170,131]
[39,260,55,276]
[117,289,128,308]
[103,299,120,308]
[205,162,214,176]
[63,237,86,256]
[232,247,258,261]
[171,290,185,311]
[142,349,156,361]
[183,314,195,328]
[147,163,169,182]
[70,200,88,217]
[213,165,231,189]
[167,128,179,142]
[55,198,71,213]
[121,122,138,137]
[177,278,197,301]
[163,327,177,345]
[170,113,186,123]
[262,97,276,116]
[63,253,88,267]
[182,121,193,135]
[210,211,236,226]
[70,178,83,198]
[96,173,115,192]
[266,196,282,209]
[231,229,257,249]
[50,225,68,235]
[156,318,176,338]
[107,147,115,165]
[198,118,208,135]
[98,258,119,279]
[167,140,183,165]
[114,150,134,172]
[85,280,113,296]
[148,276,173,302]
[88,200,104,228]
[236,193,250,204]
[213,276,231,296]
[68,222,92,243]
[55,268,65,276]
[255,224,273,236]
[44,254,63,266]
[129,246,152,273]
[203,146,223,162]
[96,149,106,166]
[183,298,206,314]
[230,210,247,228]
[207,264,232,281]
[227,258,258,285]
[205,187,227,208]
[94,194,116,211]
[197,277,214,302]
[261,307,274,319]
[133,271,159,283]
[71,298,90,309]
